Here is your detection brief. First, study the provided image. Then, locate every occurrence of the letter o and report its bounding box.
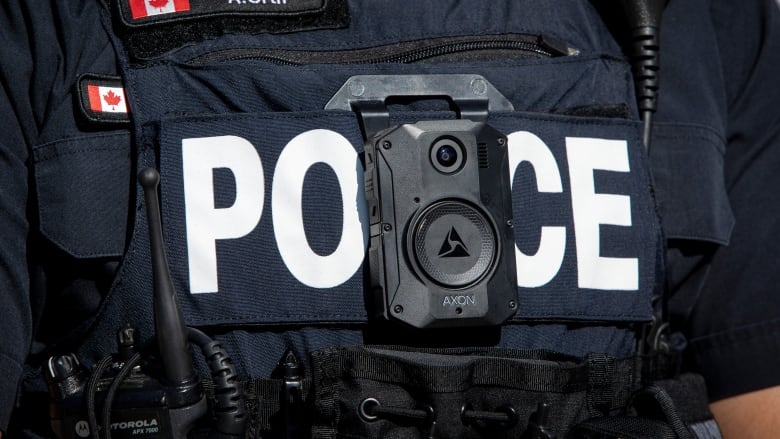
[272,129,368,288]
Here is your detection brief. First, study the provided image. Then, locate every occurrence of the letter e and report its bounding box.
[566,137,637,290]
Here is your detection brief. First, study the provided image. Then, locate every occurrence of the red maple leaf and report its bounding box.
[103,90,122,109]
[148,0,169,10]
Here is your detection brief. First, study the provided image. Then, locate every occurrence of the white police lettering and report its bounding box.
[566,137,638,290]
[507,131,567,288]
[182,136,264,293]
[272,129,367,288]
[180,130,640,294]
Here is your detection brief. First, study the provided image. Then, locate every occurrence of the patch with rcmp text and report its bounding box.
[76,74,131,124]
[113,0,349,59]
[119,0,333,24]
[120,0,325,21]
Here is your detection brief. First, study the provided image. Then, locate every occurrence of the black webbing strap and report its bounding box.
[571,373,720,439]
[310,346,642,437]
[311,346,607,395]
[203,376,313,437]
[199,348,722,438]
[587,353,628,417]
[204,346,639,437]
[218,346,644,438]
[571,416,678,439]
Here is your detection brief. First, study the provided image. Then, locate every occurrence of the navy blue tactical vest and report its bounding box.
[28,1,732,437]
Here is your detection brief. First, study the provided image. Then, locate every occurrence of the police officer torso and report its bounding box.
[22,1,731,438]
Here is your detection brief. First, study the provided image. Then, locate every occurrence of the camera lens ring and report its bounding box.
[430,137,465,174]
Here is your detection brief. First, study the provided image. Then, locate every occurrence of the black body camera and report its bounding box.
[365,120,517,328]
[328,74,519,329]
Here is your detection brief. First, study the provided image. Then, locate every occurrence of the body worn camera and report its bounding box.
[364,119,518,329]
[325,74,520,329]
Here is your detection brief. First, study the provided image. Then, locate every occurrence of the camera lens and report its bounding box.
[430,137,464,174]
[436,144,458,167]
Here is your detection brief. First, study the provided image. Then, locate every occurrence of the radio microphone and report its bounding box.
[618,0,667,149]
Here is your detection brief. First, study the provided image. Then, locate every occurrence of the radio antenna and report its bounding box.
[139,168,197,388]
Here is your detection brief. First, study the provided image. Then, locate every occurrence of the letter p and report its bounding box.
[182,136,264,293]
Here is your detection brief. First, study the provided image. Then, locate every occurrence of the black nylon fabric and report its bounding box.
[572,417,677,439]
[308,347,639,438]
[203,349,719,439]
[682,0,780,402]
[570,374,719,439]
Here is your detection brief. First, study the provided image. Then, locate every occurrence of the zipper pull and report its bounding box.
[279,349,304,439]
[537,35,579,57]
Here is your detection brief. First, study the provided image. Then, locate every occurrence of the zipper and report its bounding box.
[187,34,578,66]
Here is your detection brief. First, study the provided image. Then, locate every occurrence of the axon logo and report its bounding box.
[438,227,470,258]
[443,295,476,307]
[177,129,642,295]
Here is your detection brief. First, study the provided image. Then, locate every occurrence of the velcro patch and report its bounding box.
[119,0,326,24]
[76,74,131,124]
[112,0,350,60]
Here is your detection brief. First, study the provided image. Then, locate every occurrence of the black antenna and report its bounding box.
[139,168,197,388]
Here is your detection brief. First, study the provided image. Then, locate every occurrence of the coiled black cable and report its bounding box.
[187,327,247,438]
[618,0,666,151]
[630,27,661,149]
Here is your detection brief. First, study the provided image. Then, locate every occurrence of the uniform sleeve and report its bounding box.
[0,3,39,431]
[0,96,31,433]
[683,0,780,401]
[0,1,120,430]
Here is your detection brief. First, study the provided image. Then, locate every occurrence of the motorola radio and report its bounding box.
[44,169,246,439]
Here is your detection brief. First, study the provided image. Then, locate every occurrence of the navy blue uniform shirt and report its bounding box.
[1,0,779,435]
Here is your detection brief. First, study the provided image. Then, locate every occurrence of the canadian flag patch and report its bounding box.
[87,85,127,113]
[129,0,191,20]
[77,75,131,124]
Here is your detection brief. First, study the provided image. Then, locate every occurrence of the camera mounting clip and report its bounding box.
[325,74,514,139]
